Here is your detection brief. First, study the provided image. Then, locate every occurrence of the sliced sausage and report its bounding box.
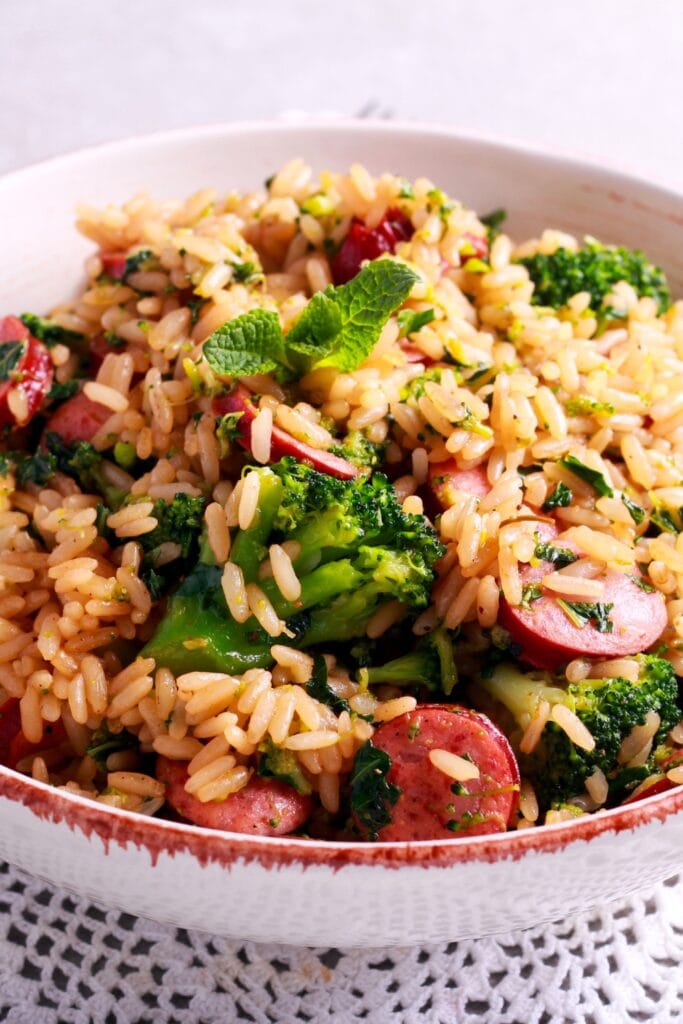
[0,699,20,766]
[99,252,127,279]
[0,316,53,427]
[331,207,414,285]
[43,391,112,445]
[157,756,313,836]
[363,704,520,841]
[213,386,358,479]
[0,697,66,770]
[428,459,490,510]
[498,537,667,669]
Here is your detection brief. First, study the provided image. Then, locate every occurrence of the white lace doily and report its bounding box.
[0,861,681,1023]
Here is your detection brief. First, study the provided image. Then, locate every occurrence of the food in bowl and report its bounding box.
[1,158,682,844]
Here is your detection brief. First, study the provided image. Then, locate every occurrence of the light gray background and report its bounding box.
[1,0,681,190]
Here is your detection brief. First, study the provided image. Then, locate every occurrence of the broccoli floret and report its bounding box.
[136,493,207,596]
[45,433,128,509]
[142,458,443,675]
[365,627,458,695]
[329,430,386,472]
[476,655,681,809]
[519,240,671,314]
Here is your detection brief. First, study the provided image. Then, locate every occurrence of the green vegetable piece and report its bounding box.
[519,241,670,314]
[628,574,656,594]
[396,308,435,338]
[309,259,418,372]
[477,657,680,810]
[349,740,401,840]
[13,450,58,487]
[565,396,615,417]
[113,441,137,470]
[300,194,335,217]
[86,725,139,772]
[123,249,154,280]
[47,379,79,402]
[520,583,543,610]
[533,537,579,569]
[621,493,645,525]
[480,208,507,241]
[650,508,680,534]
[365,627,458,696]
[257,737,312,795]
[284,291,343,368]
[541,482,572,511]
[0,341,24,381]
[202,309,285,378]
[230,259,260,283]
[556,599,614,633]
[306,654,350,715]
[559,455,614,498]
[20,313,85,350]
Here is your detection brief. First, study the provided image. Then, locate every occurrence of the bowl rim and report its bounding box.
[2,118,683,870]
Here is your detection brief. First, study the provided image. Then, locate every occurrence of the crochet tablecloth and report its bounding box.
[0,861,681,1023]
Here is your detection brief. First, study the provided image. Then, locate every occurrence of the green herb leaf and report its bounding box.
[86,725,139,771]
[13,450,58,487]
[559,455,614,498]
[306,654,350,715]
[556,599,614,633]
[480,208,507,241]
[397,308,435,338]
[314,260,418,371]
[628,573,656,594]
[47,379,79,402]
[123,249,154,280]
[542,482,573,511]
[534,537,579,569]
[20,313,85,350]
[621,493,645,525]
[284,291,342,366]
[520,583,543,610]
[230,259,261,283]
[0,341,24,381]
[202,309,285,378]
[651,508,680,534]
[350,740,401,840]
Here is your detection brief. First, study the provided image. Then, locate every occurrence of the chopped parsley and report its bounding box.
[397,308,435,338]
[520,583,543,610]
[621,493,645,526]
[305,655,350,716]
[565,396,615,417]
[533,537,579,569]
[556,599,614,633]
[542,482,572,511]
[480,208,507,242]
[628,574,656,594]
[47,378,80,402]
[0,341,24,381]
[349,741,401,840]
[558,455,614,498]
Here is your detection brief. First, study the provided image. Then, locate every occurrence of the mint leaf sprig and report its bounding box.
[202,259,418,380]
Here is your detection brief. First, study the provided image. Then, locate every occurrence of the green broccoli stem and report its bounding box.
[366,651,435,687]
[299,585,392,647]
[229,470,284,582]
[262,560,365,617]
[364,627,458,695]
[141,564,275,675]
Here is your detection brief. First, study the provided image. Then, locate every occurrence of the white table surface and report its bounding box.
[1,3,683,1020]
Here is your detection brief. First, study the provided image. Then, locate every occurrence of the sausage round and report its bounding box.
[157,756,313,836]
[364,704,520,841]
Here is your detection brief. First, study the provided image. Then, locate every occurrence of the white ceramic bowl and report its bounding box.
[1,121,683,948]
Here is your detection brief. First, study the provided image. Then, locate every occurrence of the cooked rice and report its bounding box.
[0,158,681,842]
